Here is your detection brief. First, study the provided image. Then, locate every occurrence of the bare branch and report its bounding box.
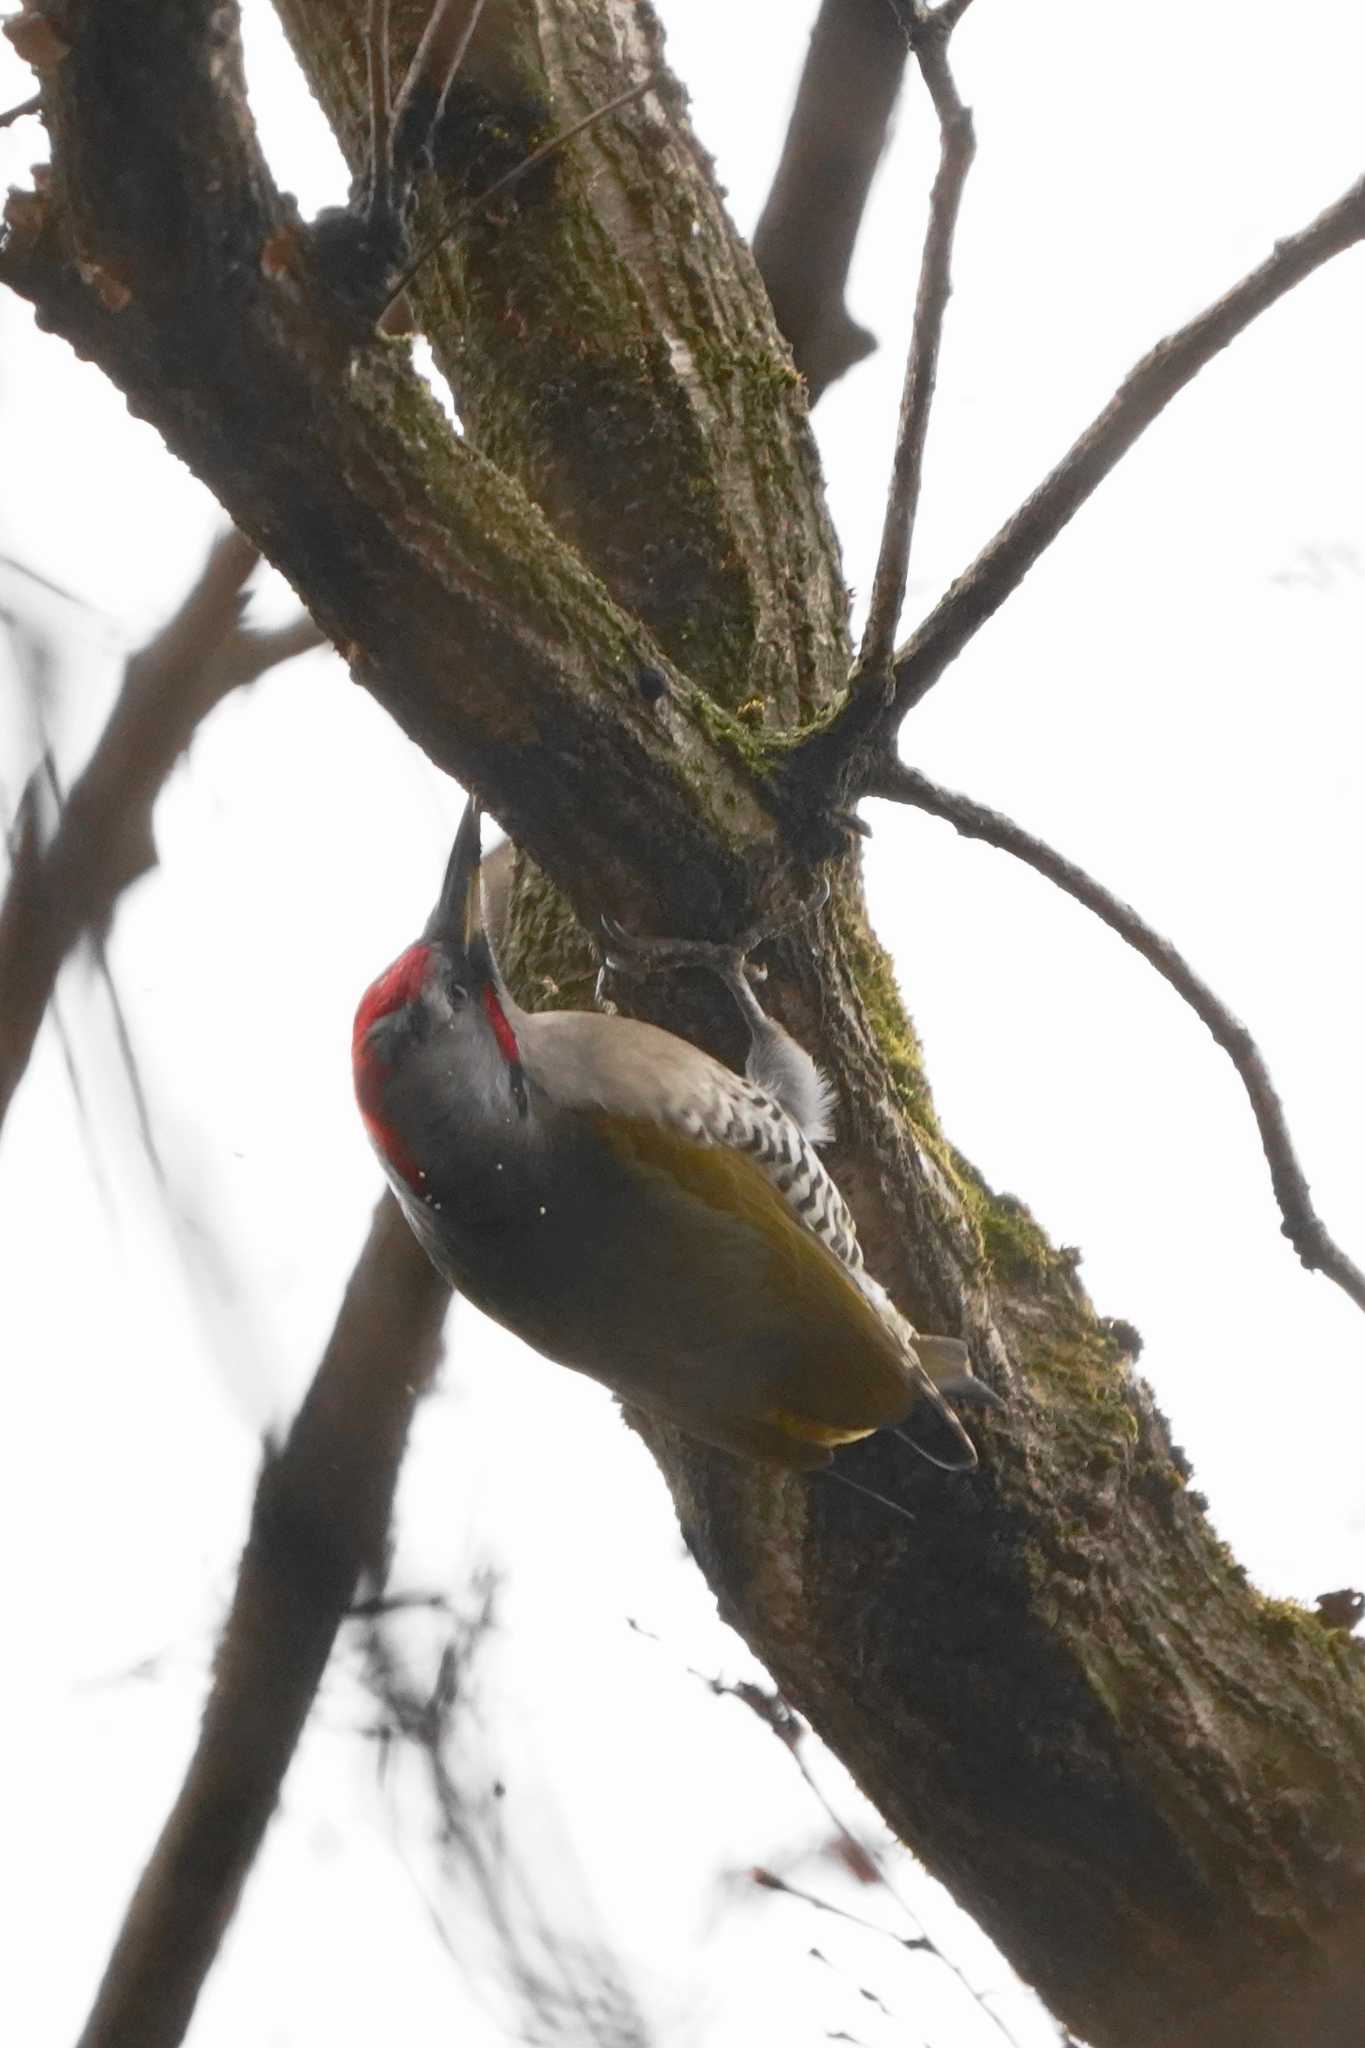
[870,754,1365,1316]
[885,171,1365,723]
[856,4,976,684]
[788,167,1365,809]
[364,0,393,217]
[752,0,909,402]
[704,1670,1022,2044]
[1,91,41,128]
[752,1867,933,1950]
[931,0,978,30]
[76,1196,451,2048]
[0,532,323,1139]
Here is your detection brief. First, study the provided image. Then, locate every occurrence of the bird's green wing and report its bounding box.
[595,1113,955,1467]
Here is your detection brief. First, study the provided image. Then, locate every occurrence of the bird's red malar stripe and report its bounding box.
[482,984,520,1065]
[361,1107,425,1190]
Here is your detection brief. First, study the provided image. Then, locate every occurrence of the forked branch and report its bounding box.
[885,171,1365,724]
[870,753,1365,1317]
[798,167,1365,792]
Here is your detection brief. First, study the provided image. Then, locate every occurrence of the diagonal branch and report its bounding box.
[856,1,977,685]
[1,90,41,127]
[0,0,781,934]
[869,753,1365,1317]
[0,530,323,1140]
[885,171,1365,723]
[76,1196,451,2048]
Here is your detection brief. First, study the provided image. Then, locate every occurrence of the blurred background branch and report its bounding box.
[0,530,322,1138]
[752,0,910,402]
[77,1194,450,2048]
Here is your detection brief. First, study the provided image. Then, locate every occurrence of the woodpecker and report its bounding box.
[353,798,987,1476]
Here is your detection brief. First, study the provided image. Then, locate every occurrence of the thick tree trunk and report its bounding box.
[6,4,1364,2041]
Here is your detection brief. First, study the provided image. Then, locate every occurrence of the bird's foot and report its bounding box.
[599,884,835,1138]
[598,877,830,1009]
[598,916,761,1020]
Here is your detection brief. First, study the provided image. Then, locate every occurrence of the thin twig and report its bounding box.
[365,0,393,217]
[347,1588,451,1620]
[388,0,489,200]
[870,754,1365,1316]
[0,551,96,607]
[633,1618,1020,2041]
[0,531,323,1139]
[381,74,660,320]
[0,92,41,129]
[75,1198,451,2048]
[884,171,1365,723]
[856,3,976,684]
[703,1670,1021,2046]
[752,1868,932,1951]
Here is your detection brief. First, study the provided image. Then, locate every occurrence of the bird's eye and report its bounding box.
[448,982,469,1008]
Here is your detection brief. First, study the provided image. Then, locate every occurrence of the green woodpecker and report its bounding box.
[353,798,987,1477]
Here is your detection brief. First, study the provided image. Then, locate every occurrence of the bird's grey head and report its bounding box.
[353,796,529,1185]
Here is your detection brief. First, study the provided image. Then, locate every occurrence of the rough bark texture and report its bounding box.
[6,4,1365,2043]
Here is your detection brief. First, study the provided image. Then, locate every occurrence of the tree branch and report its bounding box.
[0,530,322,1139]
[792,165,1365,800]
[856,1,976,685]
[0,91,42,128]
[0,0,804,940]
[387,0,489,203]
[870,753,1365,1316]
[885,171,1365,722]
[76,1196,451,2048]
[751,0,910,402]
[276,0,851,729]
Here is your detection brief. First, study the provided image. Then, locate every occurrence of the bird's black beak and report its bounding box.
[424,792,488,968]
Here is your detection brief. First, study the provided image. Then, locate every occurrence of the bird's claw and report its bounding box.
[598,876,830,982]
[599,916,751,985]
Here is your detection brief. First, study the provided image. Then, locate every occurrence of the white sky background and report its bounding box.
[2,2,1364,2044]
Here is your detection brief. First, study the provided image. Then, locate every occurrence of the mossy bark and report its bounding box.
[7,3,1365,2042]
